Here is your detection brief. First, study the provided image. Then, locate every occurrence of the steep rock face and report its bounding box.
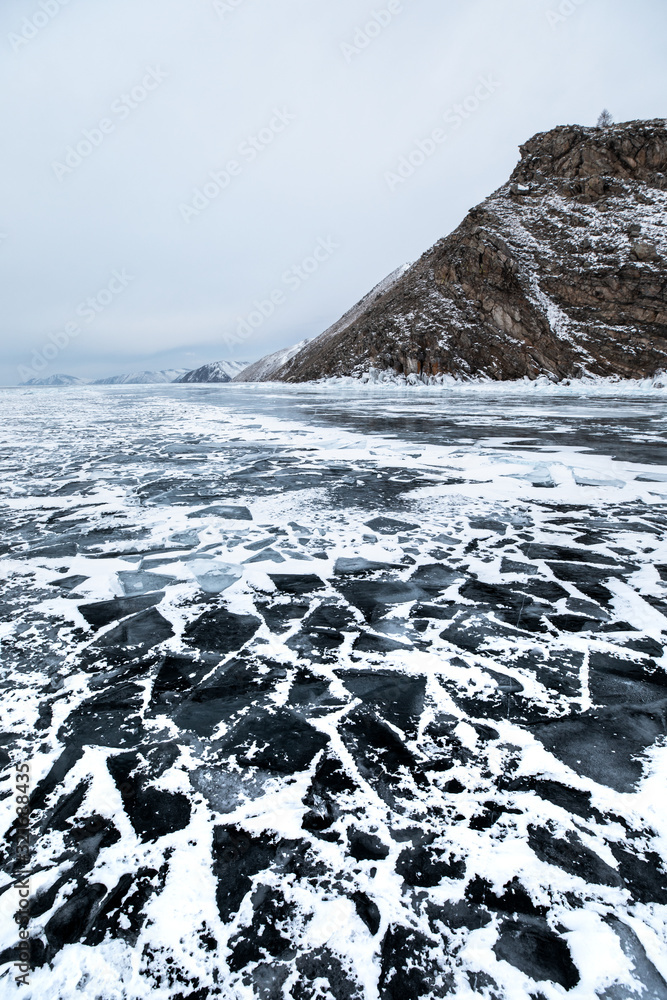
[270,119,667,382]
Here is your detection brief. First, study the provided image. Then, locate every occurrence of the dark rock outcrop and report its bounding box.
[261,119,667,382]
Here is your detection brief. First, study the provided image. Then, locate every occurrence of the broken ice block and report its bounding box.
[189,559,242,594]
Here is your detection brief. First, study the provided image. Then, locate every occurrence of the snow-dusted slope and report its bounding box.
[231,340,310,382]
[314,264,411,344]
[234,270,411,384]
[177,360,251,383]
[267,119,667,383]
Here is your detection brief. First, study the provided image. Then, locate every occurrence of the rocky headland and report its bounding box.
[233,119,667,384]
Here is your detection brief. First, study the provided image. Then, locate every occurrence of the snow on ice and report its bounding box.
[0,382,666,999]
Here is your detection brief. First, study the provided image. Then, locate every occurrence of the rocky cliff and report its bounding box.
[262,119,667,382]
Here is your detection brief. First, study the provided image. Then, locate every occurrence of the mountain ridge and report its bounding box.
[21,369,190,386]
[243,118,667,383]
[230,341,310,383]
[175,359,251,383]
[20,363,251,387]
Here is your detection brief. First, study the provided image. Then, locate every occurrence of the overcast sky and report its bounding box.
[1,0,665,383]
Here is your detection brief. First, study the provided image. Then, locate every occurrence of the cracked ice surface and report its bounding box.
[0,383,666,1000]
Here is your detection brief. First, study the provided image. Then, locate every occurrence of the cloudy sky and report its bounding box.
[1,0,665,383]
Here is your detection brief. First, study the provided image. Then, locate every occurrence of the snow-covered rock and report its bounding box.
[231,340,311,382]
[177,360,251,383]
[255,119,667,383]
[233,269,411,384]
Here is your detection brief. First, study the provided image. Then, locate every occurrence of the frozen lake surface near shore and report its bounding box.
[0,383,666,999]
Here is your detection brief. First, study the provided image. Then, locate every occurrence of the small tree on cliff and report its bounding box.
[597,109,614,128]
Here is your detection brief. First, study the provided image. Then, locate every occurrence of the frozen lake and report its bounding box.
[1,383,666,999]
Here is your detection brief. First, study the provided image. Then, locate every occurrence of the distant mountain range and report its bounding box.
[175,360,253,383]
[21,363,250,387]
[93,369,190,385]
[22,374,88,386]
